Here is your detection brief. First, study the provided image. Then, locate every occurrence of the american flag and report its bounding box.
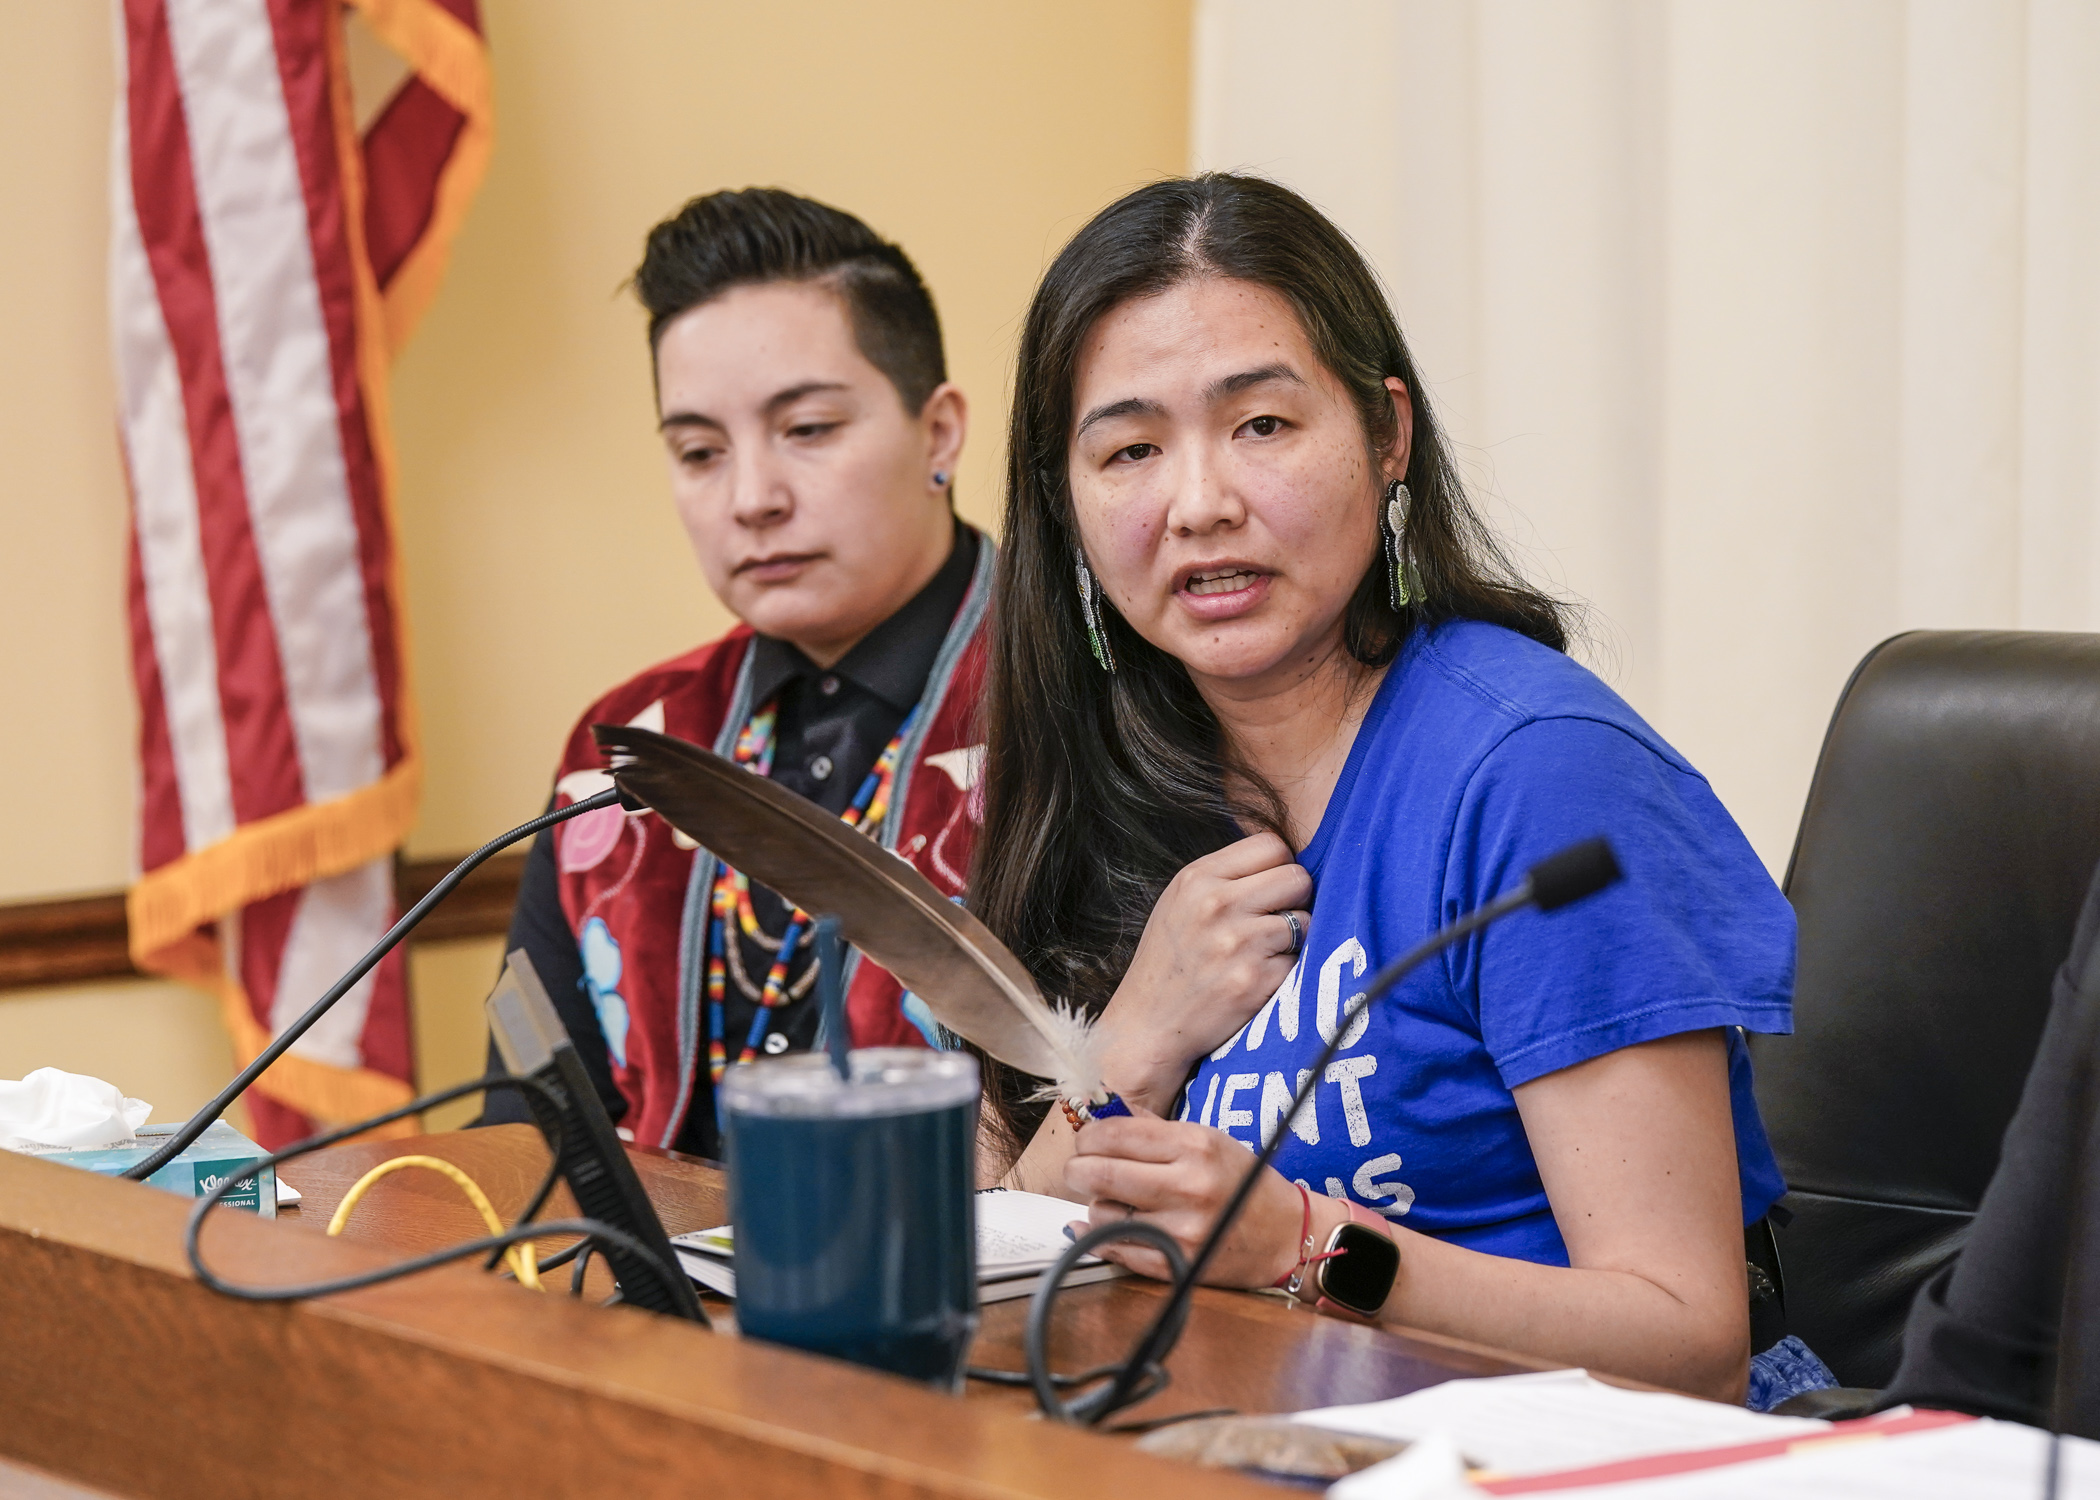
[112,0,490,1145]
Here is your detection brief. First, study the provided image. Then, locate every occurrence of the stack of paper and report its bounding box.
[671,1187,1126,1304]
[1528,1416,2100,1499]
[1297,1370,2100,1499]
[1298,1369,1827,1479]
[1469,1414,2100,1498]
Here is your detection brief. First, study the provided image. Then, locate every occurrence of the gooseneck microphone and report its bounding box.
[123,788,626,1181]
[1525,838,1626,913]
[1025,836,1624,1424]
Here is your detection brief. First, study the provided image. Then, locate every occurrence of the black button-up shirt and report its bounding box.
[485,524,977,1157]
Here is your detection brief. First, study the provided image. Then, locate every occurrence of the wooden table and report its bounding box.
[286,1126,1548,1423]
[0,1127,1549,1499]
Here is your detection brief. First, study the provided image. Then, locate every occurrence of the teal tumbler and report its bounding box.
[721,1048,979,1388]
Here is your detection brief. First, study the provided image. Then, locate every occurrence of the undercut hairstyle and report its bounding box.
[633,187,948,416]
[969,173,1570,1159]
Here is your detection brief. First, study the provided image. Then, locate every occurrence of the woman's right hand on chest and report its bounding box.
[1097,831,1312,1114]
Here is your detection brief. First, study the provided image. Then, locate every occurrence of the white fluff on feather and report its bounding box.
[1019,1003,1112,1107]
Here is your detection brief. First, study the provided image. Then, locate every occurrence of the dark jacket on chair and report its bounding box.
[1882,863,2100,1436]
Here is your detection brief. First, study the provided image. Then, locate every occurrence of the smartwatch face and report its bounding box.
[1319,1222,1400,1316]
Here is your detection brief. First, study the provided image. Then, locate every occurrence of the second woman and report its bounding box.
[972,174,1795,1402]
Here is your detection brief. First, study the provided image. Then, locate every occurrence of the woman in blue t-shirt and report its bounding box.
[971,174,1794,1403]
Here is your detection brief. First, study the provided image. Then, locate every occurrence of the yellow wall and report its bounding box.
[0,1,1190,1128]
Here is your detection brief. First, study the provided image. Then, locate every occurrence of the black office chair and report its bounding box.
[1752,630,2100,1388]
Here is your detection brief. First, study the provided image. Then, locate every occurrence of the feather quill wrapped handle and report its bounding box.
[592,723,1122,1116]
[1060,1094,1133,1129]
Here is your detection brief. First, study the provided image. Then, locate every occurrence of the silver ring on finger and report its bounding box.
[1281,910,1303,957]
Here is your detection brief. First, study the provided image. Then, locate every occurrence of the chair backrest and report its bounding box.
[1753,629,2100,1386]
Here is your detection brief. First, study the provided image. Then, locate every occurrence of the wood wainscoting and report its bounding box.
[0,853,525,993]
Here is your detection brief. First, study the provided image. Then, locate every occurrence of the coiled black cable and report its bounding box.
[1022,1220,1189,1423]
[184,1071,681,1310]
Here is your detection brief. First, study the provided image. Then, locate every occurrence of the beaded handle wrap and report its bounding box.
[1058,1092,1133,1131]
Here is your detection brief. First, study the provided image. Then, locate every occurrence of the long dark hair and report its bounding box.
[970,174,1567,1158]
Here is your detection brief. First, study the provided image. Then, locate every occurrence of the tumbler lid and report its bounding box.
[720,1047,979,1119]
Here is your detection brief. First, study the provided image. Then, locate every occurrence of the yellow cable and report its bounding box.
[325,1154,544,1291]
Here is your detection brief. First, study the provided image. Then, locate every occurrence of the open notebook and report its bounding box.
[671,1187,1127,1304]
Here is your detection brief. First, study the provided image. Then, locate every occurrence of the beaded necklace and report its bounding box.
[705,698,920,1079]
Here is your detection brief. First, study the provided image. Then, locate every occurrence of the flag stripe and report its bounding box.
[259,0,406,1073]
[264,0,406,771]
[125,0,307,831]
[164,0,386,808]
[111,20,240,857]
[362,80,466,289]
[272,859,391,1066]
[125,504,190,875]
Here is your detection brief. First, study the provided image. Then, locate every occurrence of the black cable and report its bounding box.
[965,1363,1124,1389]
[195,1211,679,1307]
[533,1240,588,1275]
[479,1096,572,1273]
[184,1071,683,1312]
[187,1072,564,1295]
[127,789,624,1181]
[479,1114,572,1275]
[1033,880,1539,1425]
[1025,1219,1189,1423]
[569,1241,598,1298]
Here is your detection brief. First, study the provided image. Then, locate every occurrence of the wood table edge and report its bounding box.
[0,1150,1281,1500]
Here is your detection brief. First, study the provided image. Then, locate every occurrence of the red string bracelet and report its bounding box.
[1271,1181,1344,1296]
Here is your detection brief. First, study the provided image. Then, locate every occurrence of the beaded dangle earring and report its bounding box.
[1074,547,1117,672]
[1383,478,1413,611]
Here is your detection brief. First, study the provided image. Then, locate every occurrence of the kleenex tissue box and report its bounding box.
[41,1121,277,1217]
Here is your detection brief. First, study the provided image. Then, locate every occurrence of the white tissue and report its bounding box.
[0,1068,153,1153]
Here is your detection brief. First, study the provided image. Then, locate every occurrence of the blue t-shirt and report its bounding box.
[1180,621,1794,1267]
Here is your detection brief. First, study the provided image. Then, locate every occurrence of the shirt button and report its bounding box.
[819,674,840,696]
[810,755,834,781]
[762,1031,791,1055]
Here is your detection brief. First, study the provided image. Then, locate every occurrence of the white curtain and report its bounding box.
[1194,0,2100,872]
